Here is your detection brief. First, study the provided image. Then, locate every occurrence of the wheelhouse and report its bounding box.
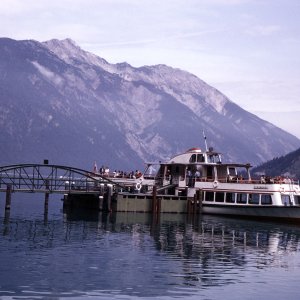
[152,147,252,188]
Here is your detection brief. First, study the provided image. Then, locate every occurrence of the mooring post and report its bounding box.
[5,184,12,210]
[152,185,157,214]
[4,209,10,225]
[197,189,203,213]
[98,183,105,211]
[187,199,192,214]
[157,196,161,214]
[44,179,49,214]
[44,208,48,225]
[44,161,49,220]
[3,209,10,236]
[44,193,49,212]
[107,184,113,212]
[98,194,103,211]
[193,193,197,214]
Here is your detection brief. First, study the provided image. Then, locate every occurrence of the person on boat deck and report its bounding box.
[187,168,193,186]
[135,170,142,178]
[104,167,110,176]
[166,169,171,180]
[194,169,201,180]
[100,165,105,175]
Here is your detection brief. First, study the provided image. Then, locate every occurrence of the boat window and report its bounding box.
[215,192,225,202]
[208,154,221,163]
[208,155,217,163]
[205,191,214,201]
[294,196,300,206]
[281,195,291,206]
[293,195,300,205]
[236,193,247,204]
[206,166,213,180]
[197,154,205,162]
[189,154,196,163]
[249,194,259,204]
[225,192,235,203]
[261,194,272,205]
[228,167,236,176]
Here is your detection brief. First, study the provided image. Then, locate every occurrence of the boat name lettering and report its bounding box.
[254,186,268,190]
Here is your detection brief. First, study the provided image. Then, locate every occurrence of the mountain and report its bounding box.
[252,147,300,180]
[0,37,299,171]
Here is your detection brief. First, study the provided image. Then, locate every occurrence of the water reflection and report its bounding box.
[1,208,300,299]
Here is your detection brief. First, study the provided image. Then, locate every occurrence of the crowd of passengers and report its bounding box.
[260,175,293,184]
[227,175,294,184]
[97,166,142,178]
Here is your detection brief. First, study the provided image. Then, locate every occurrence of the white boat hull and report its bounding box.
[202,203,300,221]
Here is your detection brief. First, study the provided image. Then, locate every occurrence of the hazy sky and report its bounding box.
[1,0,299,138]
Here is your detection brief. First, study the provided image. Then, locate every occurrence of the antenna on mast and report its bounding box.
[203,130,208,152]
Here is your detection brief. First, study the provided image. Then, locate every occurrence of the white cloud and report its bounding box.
[213,79,300,112]
[0,0,31,15]
[31,61,63,86]
[245,25,281,36]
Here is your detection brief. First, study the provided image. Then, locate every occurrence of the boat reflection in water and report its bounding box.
[1,210,300,299]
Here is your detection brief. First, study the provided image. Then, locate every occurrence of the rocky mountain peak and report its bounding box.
[43,38,80,60]
[43,38,109,68]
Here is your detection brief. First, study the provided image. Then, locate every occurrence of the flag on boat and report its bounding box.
[93,161,98,173]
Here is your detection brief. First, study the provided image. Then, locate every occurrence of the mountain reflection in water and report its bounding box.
[1,199,300,299]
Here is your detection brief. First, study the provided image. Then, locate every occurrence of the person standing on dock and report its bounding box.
[93,161,98,173]
[100,165,105,175]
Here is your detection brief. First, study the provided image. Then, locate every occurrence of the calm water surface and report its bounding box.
[1,194,300,299]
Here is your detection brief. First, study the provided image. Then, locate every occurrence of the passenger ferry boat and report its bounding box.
[138,146,300,221]
[92,139,300,220]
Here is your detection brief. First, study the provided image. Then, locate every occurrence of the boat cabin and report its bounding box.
[151,147,251,188]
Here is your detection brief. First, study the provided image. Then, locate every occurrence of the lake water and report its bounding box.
[1,194,300,299]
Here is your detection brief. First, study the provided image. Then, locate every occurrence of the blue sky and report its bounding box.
[1,0,299,138]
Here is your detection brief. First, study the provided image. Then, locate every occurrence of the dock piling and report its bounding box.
[157,195,161,214]
[44,193,49,212]
[187,199,192,214]
[107,184,113,212]
[98,184,105,210]
[152,186,157,214]
[44,179,49,214]
[197,189,203,213]
[5,184,12,210]
[193,194,197,214]
[188,189,203,215]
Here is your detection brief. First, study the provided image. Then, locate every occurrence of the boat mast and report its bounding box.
[203,130,208,152]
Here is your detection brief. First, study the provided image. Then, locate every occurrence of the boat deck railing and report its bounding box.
[99,172,299,188]
[195,177,299,186]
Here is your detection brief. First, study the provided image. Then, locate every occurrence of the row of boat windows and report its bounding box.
[189,154,221,163]
[189,154,205,163]
[203,191,273,205]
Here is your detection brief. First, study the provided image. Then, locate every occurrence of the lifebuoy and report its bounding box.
[213,181,218,188]
[136,182,142,190]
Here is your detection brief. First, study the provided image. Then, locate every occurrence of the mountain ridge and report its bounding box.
[252,147,300,179]
[0,37,299,171]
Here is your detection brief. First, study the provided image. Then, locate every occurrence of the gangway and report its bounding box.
[0,164,132,214]
[0,163,122,194]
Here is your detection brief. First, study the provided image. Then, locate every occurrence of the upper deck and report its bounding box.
[168,147,222,165]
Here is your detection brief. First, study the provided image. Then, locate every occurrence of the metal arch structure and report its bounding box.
[0,164,122,194]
